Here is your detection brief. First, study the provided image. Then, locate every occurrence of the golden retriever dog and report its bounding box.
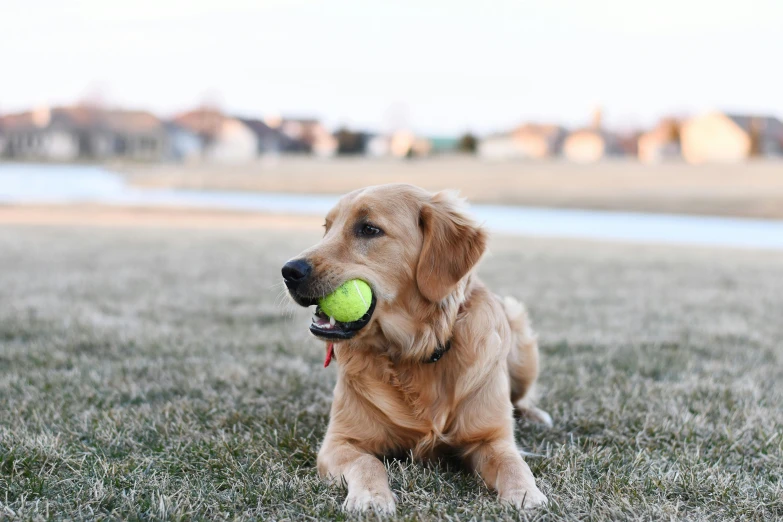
[282,184,551,513]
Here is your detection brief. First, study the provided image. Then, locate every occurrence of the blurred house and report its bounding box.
[680,112,783,164]
[174,110,258,163]
[174,110,339,160]
[478,133,522,160]
[271,117,337,157]
[512,124,565,159]
[637,118,681,163]
[366,134,391,157]
[478,124,564,160]
[103,110,168,161]
[333,128,374,155]
[563,108,624,163]
[367,131,431,158]
[563,129,623,163]
[390,131,431,157]
[0,106,167,161]
[239,118,308,155]
[0,107,86,160]
[208,120,258,163]
[409,137,433,157]
[163,122,202,162]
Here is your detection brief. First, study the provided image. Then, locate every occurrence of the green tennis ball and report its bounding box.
[318,279,373,323]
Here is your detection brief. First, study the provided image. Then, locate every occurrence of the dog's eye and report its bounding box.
[360,224,382,237]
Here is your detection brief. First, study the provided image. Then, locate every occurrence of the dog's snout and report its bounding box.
[282,259,312,288]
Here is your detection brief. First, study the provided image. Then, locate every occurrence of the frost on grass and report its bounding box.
[0,227,782,521]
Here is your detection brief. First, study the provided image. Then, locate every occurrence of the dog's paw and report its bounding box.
[528,407,553,428]
[501,486,548,509]
[343,488,396,514]
[515,404,553,428]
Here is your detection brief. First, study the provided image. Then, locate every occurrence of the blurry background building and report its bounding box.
[4,104,783,165]
[478,123,565,160]
[680,112,783,164]
[638,118,681,163]
[174,110,257,163]
[562,108,624,163]
[1,106,167,162]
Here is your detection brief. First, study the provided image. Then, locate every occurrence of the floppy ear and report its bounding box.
[416,191,487,303]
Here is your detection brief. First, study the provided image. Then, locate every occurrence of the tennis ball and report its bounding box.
[318,279,373,323]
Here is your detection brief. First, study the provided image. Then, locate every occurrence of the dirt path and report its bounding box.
[0,204,321,229]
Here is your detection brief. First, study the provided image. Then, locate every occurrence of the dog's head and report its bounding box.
[282,184,486,348]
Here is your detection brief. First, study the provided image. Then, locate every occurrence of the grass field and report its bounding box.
[1,224,782,521]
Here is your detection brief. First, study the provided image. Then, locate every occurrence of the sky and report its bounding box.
[2,0,782,135]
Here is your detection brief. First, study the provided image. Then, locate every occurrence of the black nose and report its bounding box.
[282,259,312,288]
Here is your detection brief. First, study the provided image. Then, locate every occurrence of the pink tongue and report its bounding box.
[324,343,335,367]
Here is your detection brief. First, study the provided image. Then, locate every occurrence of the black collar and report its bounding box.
[426,339,452,363]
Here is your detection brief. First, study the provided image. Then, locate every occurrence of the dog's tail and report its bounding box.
[501,296,552,427]
[502,295,535,344]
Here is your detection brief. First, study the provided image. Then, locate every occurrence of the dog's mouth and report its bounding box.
[309,295,376,340]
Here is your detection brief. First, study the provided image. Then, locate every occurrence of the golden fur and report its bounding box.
[285,184,550,513]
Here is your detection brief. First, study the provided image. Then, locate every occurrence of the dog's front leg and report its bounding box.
[317,437,396,514]
[467,437,548,509]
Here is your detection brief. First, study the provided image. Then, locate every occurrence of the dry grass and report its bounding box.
[1,225,782,521]
[120,157,783,219]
